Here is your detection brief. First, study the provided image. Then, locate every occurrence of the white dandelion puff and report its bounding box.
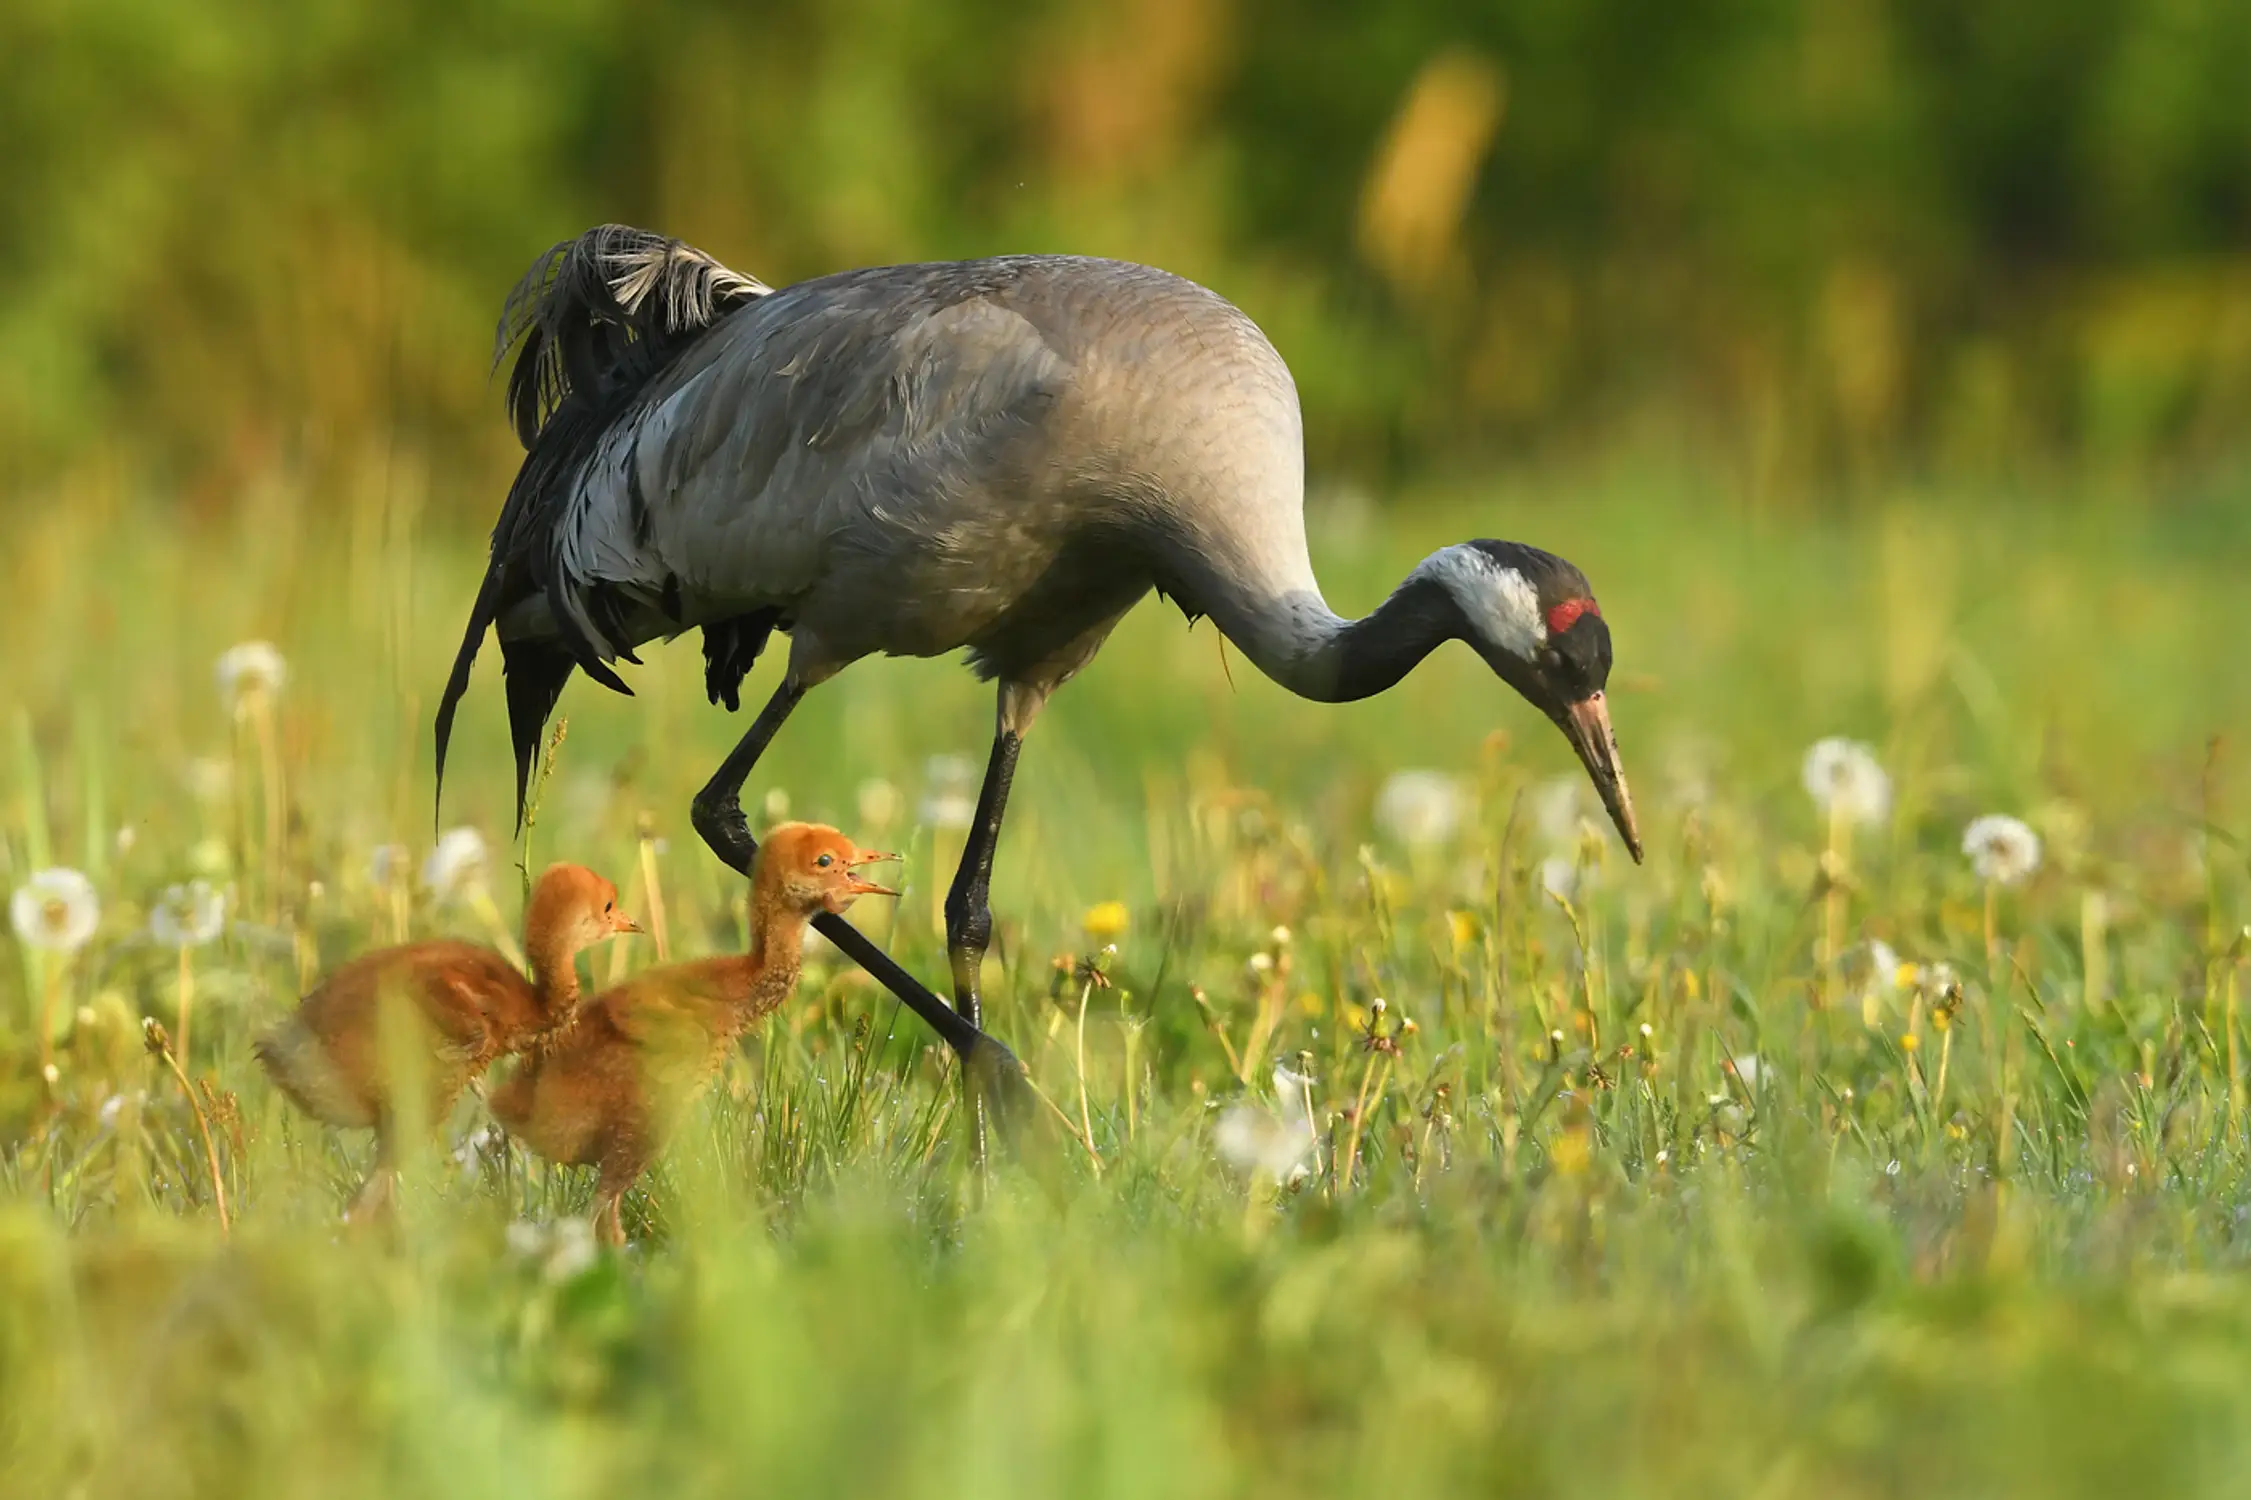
[215,640,288,716]
[1529,775,1588,849]
[1375,770,1466,849]
[422,828,490,904]
[544,1217,600,1282]
[856,778,903,832]
[1841,938,1903,995]
[149,881,227,948]
[1801,738,1891,826]
[919,753,980,832]
[11,869,100,954]
[1215,1064,1318,1183]
[1540,856,1579,903]
[1963,814,2042,886]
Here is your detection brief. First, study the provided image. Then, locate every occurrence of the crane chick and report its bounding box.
[488,823,898,1246]
[256,862,638,1219]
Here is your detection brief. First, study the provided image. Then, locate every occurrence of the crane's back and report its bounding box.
[441,233,1325,805]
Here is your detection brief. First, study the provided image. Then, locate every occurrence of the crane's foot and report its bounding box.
[961,1031,1032,1136]
[690,796,759,877]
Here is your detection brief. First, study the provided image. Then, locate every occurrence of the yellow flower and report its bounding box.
[1082,900,1130,942]
[1446,909,1478,954]
[1900,1032,1920,1053]
[1550,1124,1592,1177]
[1295,991,1326,1017]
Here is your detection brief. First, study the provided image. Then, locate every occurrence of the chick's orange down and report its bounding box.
[491,824,896,1244]
[257,862,638,1217]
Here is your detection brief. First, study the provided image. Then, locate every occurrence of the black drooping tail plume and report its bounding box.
[434,226,772,829]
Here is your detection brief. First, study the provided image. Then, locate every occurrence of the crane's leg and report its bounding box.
[690,679,1030,1109]
[942,687,1041,1169]
[688,679,807,875]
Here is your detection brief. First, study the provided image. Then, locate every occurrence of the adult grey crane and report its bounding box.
[435,224,1643,1126]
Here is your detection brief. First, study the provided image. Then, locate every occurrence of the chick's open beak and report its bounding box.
[1556,691,1643,864]
[845,850,902,899]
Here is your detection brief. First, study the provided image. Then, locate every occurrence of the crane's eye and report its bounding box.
[816,853,834,868]
[604,900,613,912]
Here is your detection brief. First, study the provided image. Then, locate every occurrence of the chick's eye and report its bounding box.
[816,853,834,868]
[604,901,613,913]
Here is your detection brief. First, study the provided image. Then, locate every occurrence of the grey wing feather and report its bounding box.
[547,265,1076,651]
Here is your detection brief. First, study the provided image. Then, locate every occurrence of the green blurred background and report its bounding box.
[9,0,2251,503]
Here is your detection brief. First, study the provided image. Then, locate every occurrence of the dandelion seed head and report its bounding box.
[149,881,226,948]
[545,1217,600,1282]
[422,828,489,904]
[1529,775,1588,849]
[215,640,288,715]
[1215,1068,1318,1183]
[11,868,100,954]
[1801,738,1891,825]
[1963,814,2042,886]
[1540,856,1579,903]
[1375,769,1466,850]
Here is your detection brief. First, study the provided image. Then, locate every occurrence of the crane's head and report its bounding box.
[754,823,903,916]
[1420,541,1642,863]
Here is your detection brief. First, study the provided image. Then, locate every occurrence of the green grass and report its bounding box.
[3,465,2250,1498]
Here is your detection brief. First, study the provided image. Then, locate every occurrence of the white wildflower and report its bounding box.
[1375,769,1466,849]
[1801,738,1891,825]
[1215,1064,1318,1184]
[544,1218,599,1282]
[452,1124,504,1181]
[422,828,489,904]
[1540,856,1579,903]
[41,1063,60,1085]
[1917,962,1961,1000]
[1529,775,1587,849]
[920,753,980,831]
[1963,814,2042,886]
[1843,937,1904,1027]
[215,640,288,716]
[504,1219,549,1259]
[149,881,226,948]
[11,869,100,954]
[1731,1055,1763,1089]
[856,777,903,832]
[114,825,138,857]
[96,1091,147,1130]
[760,787,791,824]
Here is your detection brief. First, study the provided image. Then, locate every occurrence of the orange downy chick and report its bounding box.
[490,823,898,1245]
[256,862,639,1218]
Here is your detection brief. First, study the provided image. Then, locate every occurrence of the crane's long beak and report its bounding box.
[1557,692,1643,863]
[846,850,903,899]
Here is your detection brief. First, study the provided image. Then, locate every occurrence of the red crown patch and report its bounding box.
[1546,597,1599,636]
